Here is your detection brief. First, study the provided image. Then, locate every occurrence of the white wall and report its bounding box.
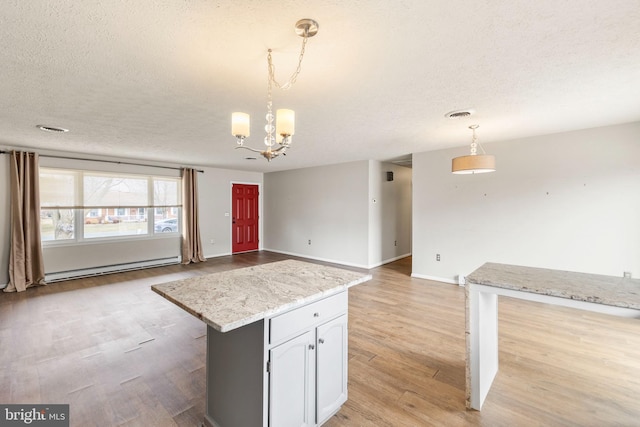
[263,160,412,269]
[263,161,371,268]
[368,161,412,266]
[198,166,263,258]
[412,122,640,284]
[0,150,262,284]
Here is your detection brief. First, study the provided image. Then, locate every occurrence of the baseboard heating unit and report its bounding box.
[44,256,181,282]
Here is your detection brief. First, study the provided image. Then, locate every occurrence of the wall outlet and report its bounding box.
[308,239,311,245]
[210,239,215,245]
[436,254,441,261]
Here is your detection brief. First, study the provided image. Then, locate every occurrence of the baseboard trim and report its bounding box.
[264,249,412,270]
[263,248,370,270]
[368,253,412,268]
[411,273,458,285]
[203,414,221,427]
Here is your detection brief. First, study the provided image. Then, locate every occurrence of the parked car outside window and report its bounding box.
[155,218,178,233]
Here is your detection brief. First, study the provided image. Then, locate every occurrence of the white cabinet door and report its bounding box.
[269,331,316,427]
[316,315,348,424]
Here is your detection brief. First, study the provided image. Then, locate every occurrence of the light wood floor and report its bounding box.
[1,252,639,426]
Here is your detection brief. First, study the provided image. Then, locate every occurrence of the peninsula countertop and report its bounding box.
[466,262,640,310]
[151,259,372,332]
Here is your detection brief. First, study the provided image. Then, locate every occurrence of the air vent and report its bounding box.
[37,125,69,133]
[444,109,475,119]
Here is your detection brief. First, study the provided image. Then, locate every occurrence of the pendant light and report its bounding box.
[452,125,496,174]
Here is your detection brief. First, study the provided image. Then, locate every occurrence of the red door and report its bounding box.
[232,184,259,253]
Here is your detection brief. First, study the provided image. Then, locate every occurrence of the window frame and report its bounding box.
[39,167,182,245]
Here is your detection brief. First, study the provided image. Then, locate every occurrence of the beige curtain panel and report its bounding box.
[181,168,206,264]
[6,150,46,292]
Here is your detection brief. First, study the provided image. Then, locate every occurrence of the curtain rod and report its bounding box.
[0,150,204,173]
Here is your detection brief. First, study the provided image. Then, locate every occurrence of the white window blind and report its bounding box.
[40,168,182,242]
[40,169,76,208]
[84,173,149,208]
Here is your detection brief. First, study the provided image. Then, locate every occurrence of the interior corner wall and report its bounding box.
[412,121,640,284]
[368,160,412,267]
[263,161,370,268]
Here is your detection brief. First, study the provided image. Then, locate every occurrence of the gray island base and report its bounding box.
[152,259,372,427]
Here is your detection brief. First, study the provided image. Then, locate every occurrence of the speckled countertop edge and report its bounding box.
[151,259,372,332]
[466,262,640,310]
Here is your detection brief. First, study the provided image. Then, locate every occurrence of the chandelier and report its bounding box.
[451,125,496,174]
[231,19,319,161]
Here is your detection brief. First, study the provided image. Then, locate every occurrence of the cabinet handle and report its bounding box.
[309,344,315,350]
[318,338,325,344]
[313,312,320,317]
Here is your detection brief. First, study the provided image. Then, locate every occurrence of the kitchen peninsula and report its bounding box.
[152,259,372,427]
[465,262,640,411]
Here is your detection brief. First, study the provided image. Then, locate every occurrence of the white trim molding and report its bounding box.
[410,273,458,285]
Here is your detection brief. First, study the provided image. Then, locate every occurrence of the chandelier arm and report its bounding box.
[235,146,264,154]
[270,144,288,153]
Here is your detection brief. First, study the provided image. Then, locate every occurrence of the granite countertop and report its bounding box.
[466,262,640,310]
[151,259,372,332]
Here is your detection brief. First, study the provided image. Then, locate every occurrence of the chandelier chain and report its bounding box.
[268,35,309,91]
[264,34,308,149]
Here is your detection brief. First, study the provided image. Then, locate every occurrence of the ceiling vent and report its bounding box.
[444,109,475,119]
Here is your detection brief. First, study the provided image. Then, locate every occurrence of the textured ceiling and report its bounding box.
[1,1,639,172]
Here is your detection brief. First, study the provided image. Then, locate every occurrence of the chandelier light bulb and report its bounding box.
[231,112,250,138]
[276,109,295,137]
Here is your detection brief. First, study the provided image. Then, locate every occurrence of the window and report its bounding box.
[40,168,181,242]
[40,169,77,241]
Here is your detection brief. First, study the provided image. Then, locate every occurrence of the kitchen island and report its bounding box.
[465,262,640,411]
[152,259,372,427]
